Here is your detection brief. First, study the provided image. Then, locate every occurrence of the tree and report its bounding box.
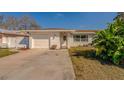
[0,15,4,24]
[114,12,124,21]
[5,16,18,30]
[92,18,124,65]
[0,15,7,29]
[0,15,41,30]
[18,15,41,30]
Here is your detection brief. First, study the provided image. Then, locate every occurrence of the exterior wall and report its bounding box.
[30,32,61,49]
[0,35,29,48]
[16,36,29,48]
[1,30,96,49]
[32,34,49,48]
[88,34,95,43]
[67,33,73,48]
[7,37,16,48]
[2,36,7,43]
[31,33,49,48]
[0,36,14,48]
[29,36,33,48]
[0,36,8,48]
[29,31,96,49]
[67,33,95,48]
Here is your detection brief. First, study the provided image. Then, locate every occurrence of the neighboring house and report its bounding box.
[0,29,97,49]
[0,31,29,48]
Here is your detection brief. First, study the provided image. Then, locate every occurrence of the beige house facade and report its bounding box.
[28,29,97,49]
[0,29,97,49]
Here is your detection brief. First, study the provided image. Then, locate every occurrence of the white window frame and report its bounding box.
[73,34,88,42]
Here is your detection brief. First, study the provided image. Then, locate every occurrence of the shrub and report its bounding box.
[92,18,124,65]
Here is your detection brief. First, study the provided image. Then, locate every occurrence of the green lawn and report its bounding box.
[0,49,18,58]
[69,47,124,80]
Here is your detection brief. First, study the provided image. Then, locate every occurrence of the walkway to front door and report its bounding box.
[0,49,75,80]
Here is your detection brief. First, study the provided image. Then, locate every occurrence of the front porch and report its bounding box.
[60,32,68,49]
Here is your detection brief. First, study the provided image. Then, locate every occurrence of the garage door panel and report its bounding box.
[8,37,16,48]
[33,34,49,48]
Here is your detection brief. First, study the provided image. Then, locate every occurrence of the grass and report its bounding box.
[69,47,124,80]
[0,49,18,58]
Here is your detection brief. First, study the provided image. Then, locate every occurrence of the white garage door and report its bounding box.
[33,34,49,48]
[7,37,16,48]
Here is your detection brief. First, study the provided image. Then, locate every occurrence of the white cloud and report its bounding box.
[55,13,64,17]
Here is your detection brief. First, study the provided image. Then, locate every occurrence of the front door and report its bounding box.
[60,33,67,49]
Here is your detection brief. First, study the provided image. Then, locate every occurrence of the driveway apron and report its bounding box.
[0,49,75,80]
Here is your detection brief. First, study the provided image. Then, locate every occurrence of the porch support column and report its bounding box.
[29,36,33,49]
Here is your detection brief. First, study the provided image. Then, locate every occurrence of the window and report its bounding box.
[73,35,80,42]
[80,35,88,41]
[73,34,88,42]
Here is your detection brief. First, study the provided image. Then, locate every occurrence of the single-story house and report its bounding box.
[0,29,97,49]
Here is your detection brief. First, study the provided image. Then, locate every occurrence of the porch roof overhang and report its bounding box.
[25,30,98,34]
[25,30,75,33]
[0,29,98,36]
[71,32,96,34]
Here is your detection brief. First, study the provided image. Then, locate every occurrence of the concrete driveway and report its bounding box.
[0,49,75,80]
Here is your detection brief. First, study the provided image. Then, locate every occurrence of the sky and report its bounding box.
[0,12,117,30]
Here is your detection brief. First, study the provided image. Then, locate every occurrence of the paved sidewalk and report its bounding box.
[0,49,75,80]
